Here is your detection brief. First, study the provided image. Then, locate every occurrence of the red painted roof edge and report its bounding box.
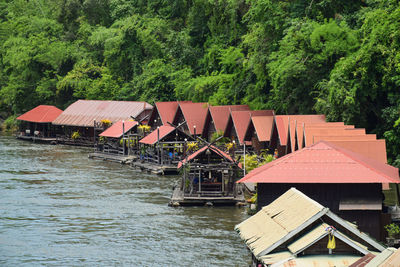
[139,125,176,145]
[177,145,241,169]
[99,121,138,138]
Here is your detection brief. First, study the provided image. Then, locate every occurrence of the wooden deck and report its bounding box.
[130,161,178,175]
[169,186,245,206]
[88,152,137,164]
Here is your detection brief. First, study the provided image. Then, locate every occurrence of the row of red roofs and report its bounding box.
[16,100,400,185]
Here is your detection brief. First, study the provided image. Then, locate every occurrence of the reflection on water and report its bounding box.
[0,135,250,266]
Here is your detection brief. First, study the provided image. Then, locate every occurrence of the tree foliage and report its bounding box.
[0,0,400,165]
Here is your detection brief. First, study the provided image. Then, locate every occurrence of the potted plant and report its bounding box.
[385,223,400,246]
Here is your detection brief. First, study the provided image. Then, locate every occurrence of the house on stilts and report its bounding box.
[132,125,195,175]
[16,105,63,143]
[169,144,244,206]
[235,188,388,267]
[89,120,139,163]
[52,100,152,146]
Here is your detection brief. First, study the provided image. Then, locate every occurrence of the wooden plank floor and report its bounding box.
[88,152,136,164]
[130,161,178,175]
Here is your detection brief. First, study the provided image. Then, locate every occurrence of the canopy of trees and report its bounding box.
[0,0,399,167]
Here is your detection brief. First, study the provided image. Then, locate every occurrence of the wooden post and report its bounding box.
[157,126,160,164]
[122,120,125,155]
[243,142,246,176]
[198,169,201,193]
[93,120,96,152]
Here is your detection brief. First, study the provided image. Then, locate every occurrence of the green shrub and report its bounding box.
[2,115,19,132]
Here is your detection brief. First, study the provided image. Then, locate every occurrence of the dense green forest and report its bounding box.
[0,0,399,166]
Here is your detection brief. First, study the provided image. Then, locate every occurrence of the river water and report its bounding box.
[0,135,250,266]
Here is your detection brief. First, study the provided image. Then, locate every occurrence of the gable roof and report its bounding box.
[177,145,240,169]
[231,110,274,145]
[139,125,191,145]
[235,188,385,265]
[150,101,192,126]
[17,105,63,123]
[237,141,400,184]
[208,105,250,133]
[250,116,275,142]
[312,134,377,143]
[99,121,138,138]
[303,127,366,148]
[326,140,387,164]
[275,115,326,147]
[177,102,209,135]
[52,100,152,127]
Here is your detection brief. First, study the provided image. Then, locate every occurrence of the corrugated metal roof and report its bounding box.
[235,188,382,266]
[312,135,377,143]
[99,121,138,138]
[52,100,152,127]
[237,141,400,184]
[349,253,376,267]
[235,188,325,257]
[139,125,176,145]
[275,254,363,267]
[251,116,274,142]
[178,102,209,135]
[151,101,192,126]
[276,115,326,147]
[377,247,400,266]
[209,105,250,133]
[17,105,63,123]
[231,110,274,144]
[303,127,366,148]
[154,102,180,125]
[177,145,239,169]
[364,248,397,266]
[326,140,387,164]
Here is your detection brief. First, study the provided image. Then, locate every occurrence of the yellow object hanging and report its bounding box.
[327,234,336,249]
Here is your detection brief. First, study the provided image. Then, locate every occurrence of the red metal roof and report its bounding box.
[303,127,366,148]
[178,102,209,135]
[275,115,326,147]
[237,141,399,184]
[139,125,176,145]
[292,122,354,151]
[52,100,152,127]
[152,101,192,126]
[177,145,240,169]
[326,140,387,163]
[251,116,274,142]
[209,105,250,133]
[17,105,63,123]
[154,102,179,125]
[99,120,138,138]
[231,110,275,144]
[312,135,377,143]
